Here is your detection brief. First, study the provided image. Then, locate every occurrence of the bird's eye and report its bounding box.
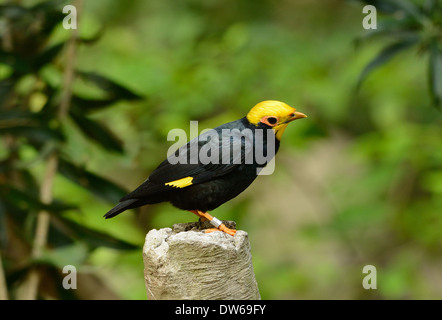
[266,117,278,125]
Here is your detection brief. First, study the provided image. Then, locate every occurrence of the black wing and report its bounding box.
[120,126,254,201]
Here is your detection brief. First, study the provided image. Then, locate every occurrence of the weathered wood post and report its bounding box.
[143,221,260,300]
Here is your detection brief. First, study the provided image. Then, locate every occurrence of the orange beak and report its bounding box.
[285,111,307,123]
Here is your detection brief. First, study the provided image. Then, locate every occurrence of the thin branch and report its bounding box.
[0,0,13,301]
[0,251,8,300]
[18,153,58,300]
[18,0,82,299]
[58,16,81,120]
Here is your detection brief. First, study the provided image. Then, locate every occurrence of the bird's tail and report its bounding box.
[103,199,140,219]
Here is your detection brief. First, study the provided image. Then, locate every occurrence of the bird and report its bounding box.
[104,100,307,236]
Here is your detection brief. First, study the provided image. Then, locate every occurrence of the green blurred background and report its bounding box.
[1,0,441,299]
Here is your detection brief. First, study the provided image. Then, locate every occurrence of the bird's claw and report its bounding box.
[204,226,236,236]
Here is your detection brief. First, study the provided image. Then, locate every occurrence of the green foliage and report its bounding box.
[0,0,141,299]
[355,0,442,108]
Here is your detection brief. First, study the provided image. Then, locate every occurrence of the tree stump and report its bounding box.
[143,221,260,300]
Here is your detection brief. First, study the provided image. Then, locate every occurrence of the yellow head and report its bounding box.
[246,100,307,140]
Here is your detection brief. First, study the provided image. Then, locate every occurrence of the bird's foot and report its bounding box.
[204,225,237,236]
[188,210,236,236]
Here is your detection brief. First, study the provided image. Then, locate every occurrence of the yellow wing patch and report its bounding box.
[165,176,194,188]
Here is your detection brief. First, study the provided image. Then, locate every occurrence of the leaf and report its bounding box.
[387,0,426,24]
[39,243,90,268]
[57,157,127,203]
[0,109,64,144]
[47,220,77,248]
[55,216,139,250]
[428,41,442,109]
[76,27,106,46]
[357,37,419,89]
[69,107,124,153]
[33,42,66,71]
[0,185,76,215]
[76,71,143,101]
[0,124,64,145]
[354,17,421,46]
[71,95,119,113]
[0,51,30,76]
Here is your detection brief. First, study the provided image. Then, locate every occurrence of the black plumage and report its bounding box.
[104,117,279,218]
[104,100,307,234]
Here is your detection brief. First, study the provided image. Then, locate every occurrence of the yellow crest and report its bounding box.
[246,100,307,140]
[246,100,296,125]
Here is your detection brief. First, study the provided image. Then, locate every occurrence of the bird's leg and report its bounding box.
[188,210,208,228]
[188,210,209,229]
[188,210,236,236]
[204,224,237,236]
[188,210,208,222]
